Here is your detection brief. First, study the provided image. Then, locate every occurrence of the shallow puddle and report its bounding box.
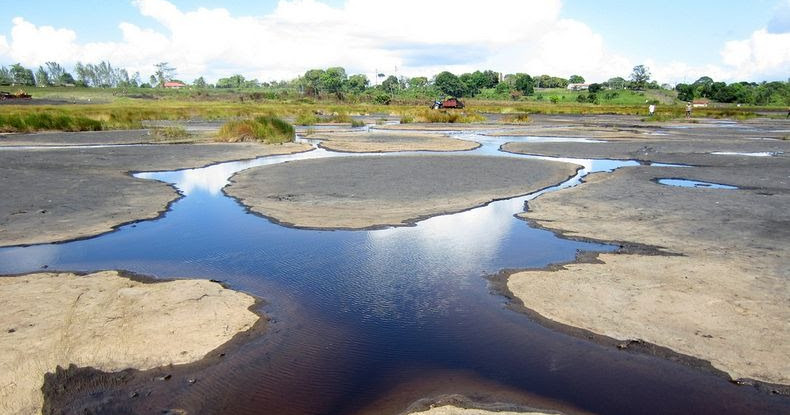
[657,178,738,189]
[0,132,785,414]
[711,151,781,157]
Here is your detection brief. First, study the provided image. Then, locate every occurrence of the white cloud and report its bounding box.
[0,0,634,82]
[0,35,8,56]
[649,28,790,84]
[0,0,786,84]
[720,29,790,80]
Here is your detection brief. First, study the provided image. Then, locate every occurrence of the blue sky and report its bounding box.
[562,0,779,66]
[1,0,788,83]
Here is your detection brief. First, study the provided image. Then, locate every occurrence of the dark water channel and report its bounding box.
[0,134,786,414]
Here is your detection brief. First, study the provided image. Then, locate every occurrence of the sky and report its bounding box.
[0,0,788,84]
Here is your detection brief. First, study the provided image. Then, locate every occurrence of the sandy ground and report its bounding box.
[224,155,578,229]
[0,132,310,246]
[370,124,499,132]
[410,406,556,415]
[503,127,790,387]
[0,270,259,415]
[0,130,155,146]
[310,130,479,152]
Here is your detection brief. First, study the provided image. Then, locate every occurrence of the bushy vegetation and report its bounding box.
[216,116,295,144]
[403,109,485,123]
[150,125,190,140]
[0,111,102,132]
[3,59,788,110]
[674,76,790,105]
[502,113,531,123]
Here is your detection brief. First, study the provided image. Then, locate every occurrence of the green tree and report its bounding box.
[588,83,603,93]
[319,67,347,97]
[44,62,65,85]
[433,71,467,97]
[606,76,626,89]
[35,66,50,86]
[346,74,369,93]
[569,74,585,84]
[216,74,245,88]
[675,83,694,101]
[0,67,11,85]
[153,62,176,87]
[409,76,428,88]
[629,65,650,90]
[692,76,714,97]
[59,72,76,85]
[512,73,535,95]
[10,63,35,86]
[302,69,324,96]
[495,82,511,94]
[460,70,499,96]
[381,75,399,93]
[193,76,207,88]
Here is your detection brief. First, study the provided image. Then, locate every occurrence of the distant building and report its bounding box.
[567,83,590,91]
[163,81,187,89]
[692,98,710,108]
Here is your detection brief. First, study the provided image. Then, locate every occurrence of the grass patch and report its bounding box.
[406,109,486,123]
[295,112,320,126]
[0,112,103,132]
[216,116,295,144]
[501,113,531,124]
[350,119,365,127]
[150,125,190,141]
[641,114,679,122]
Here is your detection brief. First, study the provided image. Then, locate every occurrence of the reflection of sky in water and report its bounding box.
[485,135,606,143]
[0,131,772,415]
[711,151,780,157]
[657,178,738,189]
[0,135,664,326]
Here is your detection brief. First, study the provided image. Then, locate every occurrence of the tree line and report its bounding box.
[674,76,788,106]
[1,61,787,105]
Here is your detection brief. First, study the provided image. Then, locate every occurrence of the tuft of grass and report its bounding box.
[350,119,365,127]
[151,125,190,140]
[295,112,319,126]
[501,113,531,124]
[0,112,102,132]
[216,116,294,144]
[406,109,486,123]
[324,113,352,123]
[641,114,678,122]
[399,115,414,124]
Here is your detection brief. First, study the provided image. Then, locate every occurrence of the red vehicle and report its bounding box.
[430,97,465,109]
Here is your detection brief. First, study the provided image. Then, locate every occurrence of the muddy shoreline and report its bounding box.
[5,115,789,414]
[0,135,311,246]
[0,270,265,414]
[500,125,790,390]
[311,130,481,153]
[223,155,579,230]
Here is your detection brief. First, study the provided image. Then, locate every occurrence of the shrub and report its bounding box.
[216,116,294,144]
[325,113,352,123]
[409,109,485,123]
[151,125,190,140]
[295,112,319,125]
[502,113,530,124]
[0,112,102,132]
[373,92,391,105]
